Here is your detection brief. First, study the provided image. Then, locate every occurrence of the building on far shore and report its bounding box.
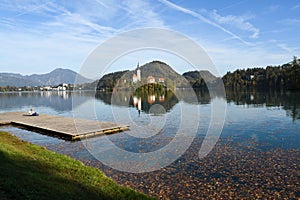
[147,76,155,83]
[132,74,138,83]
[158,78,165,83]
[132,62,141,84]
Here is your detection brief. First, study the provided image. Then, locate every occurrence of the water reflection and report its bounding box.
[95,89,300,121]
[1,89,299,121]
[0,91,94,112]
[96,90,179,114]
[225,90,300,121]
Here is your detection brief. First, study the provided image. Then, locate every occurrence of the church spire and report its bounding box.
[137,62,141,81]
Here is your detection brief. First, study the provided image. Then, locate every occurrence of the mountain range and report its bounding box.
[0,68,92,87]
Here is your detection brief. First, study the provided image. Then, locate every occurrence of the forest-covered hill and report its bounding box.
[96,57,300,91]
[96,61,218,91]
[96,61,190,91]
[222,56,300,91]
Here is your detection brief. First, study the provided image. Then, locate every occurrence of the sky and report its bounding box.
[1,0,300,78]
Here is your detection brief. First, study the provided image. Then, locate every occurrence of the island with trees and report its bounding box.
[96,57,300,92]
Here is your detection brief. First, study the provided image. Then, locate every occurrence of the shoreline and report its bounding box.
[0,131,154,200]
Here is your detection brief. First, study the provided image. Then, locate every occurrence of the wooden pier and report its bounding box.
[0,112,129,140]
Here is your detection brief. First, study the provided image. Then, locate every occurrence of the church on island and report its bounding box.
[132,63,141,84]
[131,62,165,85]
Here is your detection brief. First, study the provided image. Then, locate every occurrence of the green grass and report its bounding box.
[0,131,155,200]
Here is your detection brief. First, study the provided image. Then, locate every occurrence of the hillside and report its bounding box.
[97,70,129,91]
[0,68,92,87]
[140,61,183,81]
[96,61,221,91]
[96,61,189,91]
[0,73,41,86]
[182,70,217,88]
[222,57,300,91]
[139,61,190,87]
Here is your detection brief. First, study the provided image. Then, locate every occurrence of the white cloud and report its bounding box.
[0,30,93,75]
[65,0,121,22]
[60,12,117,34]
[121,0,165,28]
[291,4,300,10]
[263,5,280,14]
[0,0,167,75]
[158,0,253,45]
[0,0,62,17]
[277,44,292,52]
[208,10,259,39]
[0,3,117,41]
[279,18,300,26]
[0,18,16,28]
[204,42,293,74]
[277,43,300,53]
[0,0,298,78]
[218,0,248,11]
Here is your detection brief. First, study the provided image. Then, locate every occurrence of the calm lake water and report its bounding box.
[0,90,299,199]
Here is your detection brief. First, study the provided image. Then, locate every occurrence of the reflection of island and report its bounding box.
[132,96,142,115]
[132,90,178,114]
[175,88,212,105]
[0,91,94,112]
[96,90,178,114]
[95,89,300,121]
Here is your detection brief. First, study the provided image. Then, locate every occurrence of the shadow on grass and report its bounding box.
[0,133,153,200]
[0,151,115,200]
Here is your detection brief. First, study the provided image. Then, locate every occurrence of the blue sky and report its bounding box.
[1,0,300,78]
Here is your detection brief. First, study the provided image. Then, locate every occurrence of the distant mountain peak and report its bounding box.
[0,68,92,87]
[52,68,73,72]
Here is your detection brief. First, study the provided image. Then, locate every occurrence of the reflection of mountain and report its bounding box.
[225,90,300,121]
[95,91,131,107]
[95,90,179,114]
[175,89,211,104]
[0,91,94,112]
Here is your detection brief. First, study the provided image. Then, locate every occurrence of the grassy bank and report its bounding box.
[0,131,154,200]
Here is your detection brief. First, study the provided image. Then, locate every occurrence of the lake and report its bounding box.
[0,90,299,199]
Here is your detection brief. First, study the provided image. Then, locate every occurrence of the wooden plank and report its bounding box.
[0,112,129,140]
